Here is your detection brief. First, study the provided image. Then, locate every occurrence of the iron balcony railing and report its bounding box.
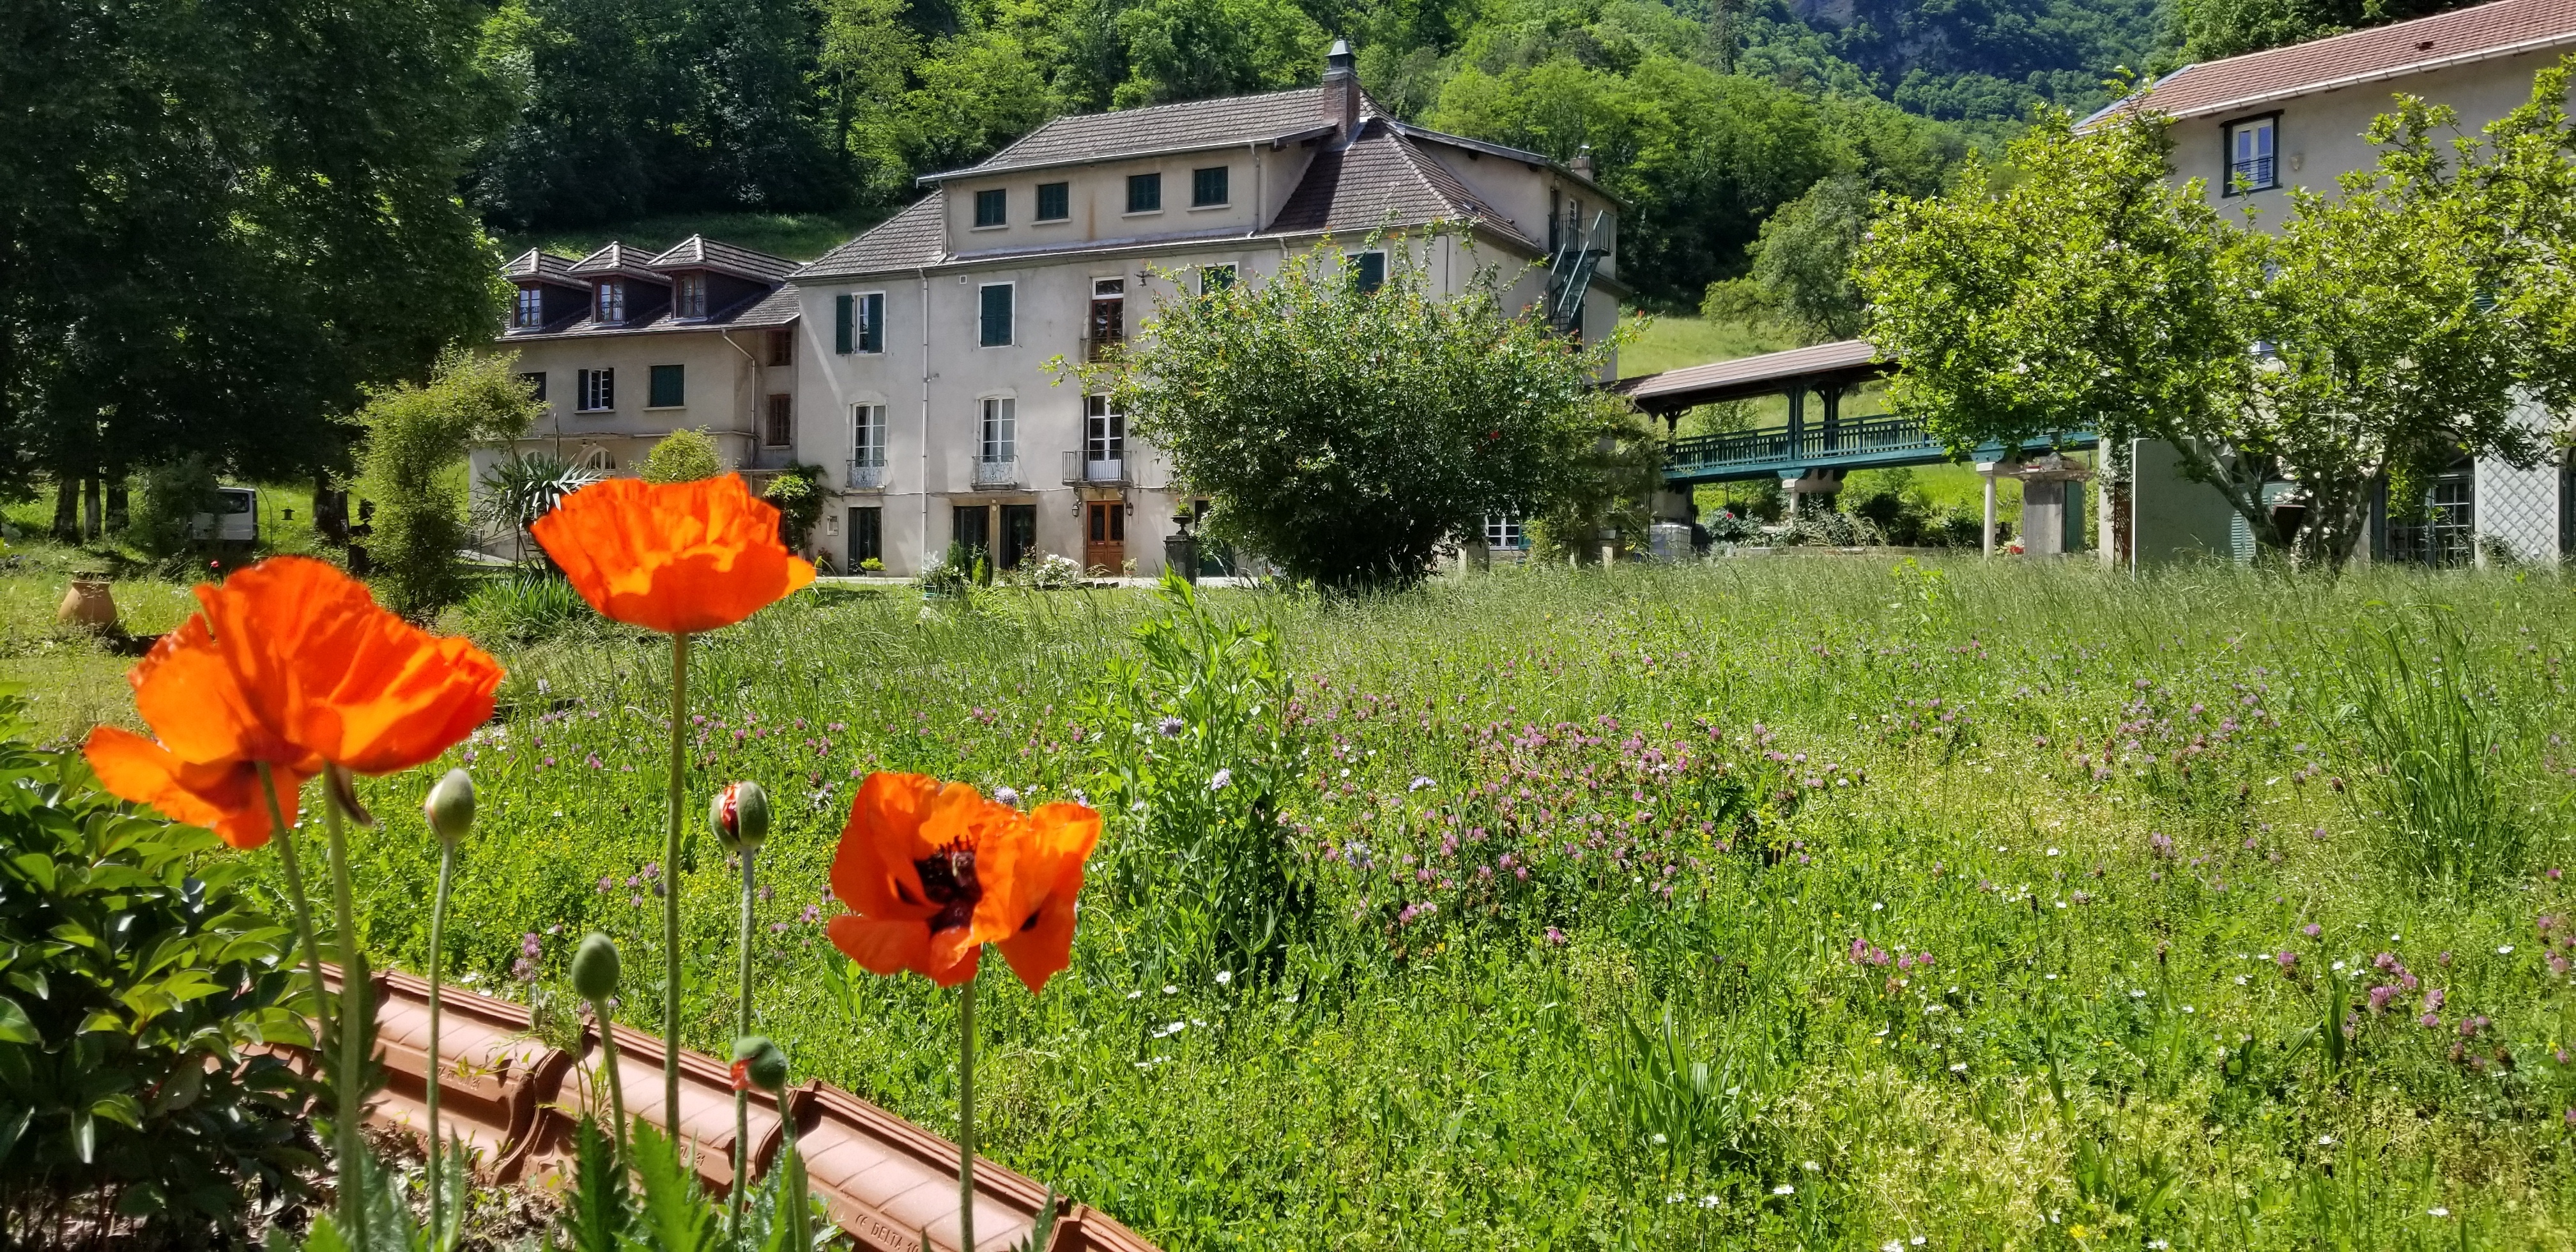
[845,460,884,490]
[1666,413,1942,477]
[1061,450,1128,485]
[972,456,1019,489]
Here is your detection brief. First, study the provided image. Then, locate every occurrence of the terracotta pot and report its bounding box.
[58,575,118,632]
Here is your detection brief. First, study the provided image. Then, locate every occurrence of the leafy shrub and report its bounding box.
[762,466,826,552]
[1084,574,1306,980]
[360,349,543,615]
[0,694,314,1244]
[1015,553,1084,590]
[474,451,600,561]
[458,572,594,645]
[919,542,986,595]
[640,430,723,484]
[126,456,224,560]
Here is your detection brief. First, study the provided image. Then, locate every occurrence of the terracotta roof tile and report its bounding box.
[2102,0,2576,123]
[797,194,947,281]
[935,87,1338,179]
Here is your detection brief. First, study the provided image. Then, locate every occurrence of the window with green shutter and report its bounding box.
[1349,250,1386,294]
[648,363,685,408]
[974,188,1007,227]
[978,284,1013,347]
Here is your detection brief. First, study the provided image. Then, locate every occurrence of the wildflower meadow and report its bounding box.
[167,553,2566,1250]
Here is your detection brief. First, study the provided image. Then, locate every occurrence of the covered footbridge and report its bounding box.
[1611,339,2094,484]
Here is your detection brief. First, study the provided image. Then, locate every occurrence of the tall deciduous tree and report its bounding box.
[0,0,507,508]
[1094,235,1625,590]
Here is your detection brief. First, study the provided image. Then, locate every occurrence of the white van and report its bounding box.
[188,487,259,545]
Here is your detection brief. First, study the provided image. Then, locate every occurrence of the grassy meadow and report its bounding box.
[12,553,2576,1249]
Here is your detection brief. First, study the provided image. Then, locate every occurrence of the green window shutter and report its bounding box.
[648,364,685,408]
[979,285,1012,347]
[835,293,854,354]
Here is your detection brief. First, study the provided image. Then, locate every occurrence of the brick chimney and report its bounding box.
[1322,38,1359,139]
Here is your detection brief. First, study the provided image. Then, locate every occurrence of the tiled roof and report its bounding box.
[1611,339,1887,409]
[795,194,947,281]
[2094,0,2576,123]
[648,234,799,283]
[565,241,668,282]
[502,248,583,286]
[1266,117,1540,252]
[501,283,797,341]
[926,87,1340,181]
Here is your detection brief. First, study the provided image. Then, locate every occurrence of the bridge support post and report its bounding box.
[1977,460,2005,556]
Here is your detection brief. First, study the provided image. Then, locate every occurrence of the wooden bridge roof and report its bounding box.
[1610,339,1887,412]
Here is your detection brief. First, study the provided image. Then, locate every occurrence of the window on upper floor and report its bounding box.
[764,393,792,447]
[518,371,547,402]
[577,368,613,412]
[1036,182,1070,221]
[767,327,792,367]
[974,188,1007,227]
[1085,393,1125,462]
[514,286,544,329]
[2224,114,2278,195]
[1089,278,1124,362]
[1126,172,1162,214]
[595,281,625,324]
[1199,264,1236,296]
[1349,250,1386,294]
[836,292,884,354]
[1192,166,1229,208]
[675,272,707,319]
[852,404,887,467]
[979,283,1013,347]
[648,363,685,408]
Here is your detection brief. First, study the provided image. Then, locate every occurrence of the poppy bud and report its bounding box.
[571,932,621,1002]
[732,1035,788,1093]
[709,781,769,853]
[424,768,476,845]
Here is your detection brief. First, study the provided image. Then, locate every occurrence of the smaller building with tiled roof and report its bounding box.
[2086,0,2576,216]
[789,39,1624,579]
[479,235,810,543]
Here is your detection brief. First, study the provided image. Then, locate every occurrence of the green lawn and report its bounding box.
[13,551,2573,1248]
[1616,312,1800,380]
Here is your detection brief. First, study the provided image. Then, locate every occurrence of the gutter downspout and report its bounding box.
[919,267,932,575]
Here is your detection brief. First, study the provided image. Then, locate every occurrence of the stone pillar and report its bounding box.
[2021,480,2067,557]
[1977,459,2007,556]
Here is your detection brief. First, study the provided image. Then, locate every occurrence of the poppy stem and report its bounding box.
[588,995,629,1156]
[427,837,455,1247]
[664,631,691,1141]
[323,780,367,1238]
[254,766,332,1122]
[732,844,755,1237]
[773,1087,808,1251]
[958,975,976,1252]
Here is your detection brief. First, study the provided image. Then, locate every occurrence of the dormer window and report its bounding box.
[595,280,625,324]
[514,286,544,329]
[675,272,707,319]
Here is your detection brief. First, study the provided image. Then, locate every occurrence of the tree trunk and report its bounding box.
[50,477,78,541]
[2172,435,2287,558]
[82,475,102,541]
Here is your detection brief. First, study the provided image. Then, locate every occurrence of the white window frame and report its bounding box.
[595,280,624,324]
[1085,393,1125,462]
[514,286,544,329]
[1485,514,1526,550]
[978,395,1016,463]
[2223,114,2280,196]
[852,403,887,468]
[576,367,614,413]
[675,272,707,319]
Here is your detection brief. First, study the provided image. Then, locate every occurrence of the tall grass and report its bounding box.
[2345,608,2527,884]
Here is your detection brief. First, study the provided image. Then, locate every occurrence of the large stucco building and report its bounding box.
[2096,0,2576,566]
[486,42,1623,577]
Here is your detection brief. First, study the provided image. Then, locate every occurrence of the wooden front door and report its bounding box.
[1084,500,1125,574]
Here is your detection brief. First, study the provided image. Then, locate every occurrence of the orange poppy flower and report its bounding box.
[82,557,502,850]
[825,774,1100,993]
[532,475,816,635]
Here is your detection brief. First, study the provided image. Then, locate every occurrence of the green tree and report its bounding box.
[358,351,544,615]
[1094,236,1624,590]
[1702,173,1873,343]
[1110,0,1324,108]
[3,0,509,513]
[640,428,725,483]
